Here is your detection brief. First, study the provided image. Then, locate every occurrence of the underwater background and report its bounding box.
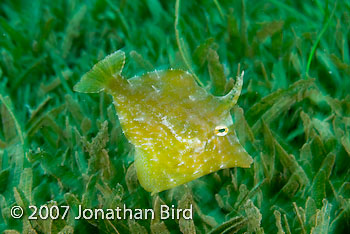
[0,0,349,233]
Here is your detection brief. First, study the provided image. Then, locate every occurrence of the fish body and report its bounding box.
[74,51,253,194]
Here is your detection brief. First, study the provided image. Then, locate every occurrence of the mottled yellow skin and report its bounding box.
[74,51,253,194]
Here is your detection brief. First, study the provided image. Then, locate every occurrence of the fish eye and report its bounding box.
[215,125,229,136]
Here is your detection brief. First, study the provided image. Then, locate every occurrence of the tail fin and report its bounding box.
[73,50,126,93]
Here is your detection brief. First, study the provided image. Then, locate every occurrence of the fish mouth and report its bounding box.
[239,155,254,168]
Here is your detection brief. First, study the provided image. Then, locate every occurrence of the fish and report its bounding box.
[74,50,253,194]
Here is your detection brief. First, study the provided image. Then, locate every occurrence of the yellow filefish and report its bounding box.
[74,50,253,194]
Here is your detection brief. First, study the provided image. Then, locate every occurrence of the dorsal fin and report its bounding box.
[220,71,244,108]
[74,50,126,93]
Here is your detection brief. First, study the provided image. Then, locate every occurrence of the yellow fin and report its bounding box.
[74,50,126,93]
